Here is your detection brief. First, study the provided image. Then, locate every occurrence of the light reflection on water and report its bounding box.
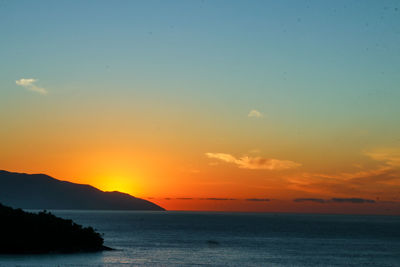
[1,211,400,266]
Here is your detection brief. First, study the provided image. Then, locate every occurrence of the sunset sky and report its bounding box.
[1,1,400,214]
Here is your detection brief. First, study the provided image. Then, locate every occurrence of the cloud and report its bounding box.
[286,148,400,201]
[200,198,237,201]
[365,148,400,167]
[293,198,376,204]
[245,198,270,202]
[205,153,301,170]
[16,78,47,95]
[248,109,263,118]
[293,198,326,203]
[331,198,375,204]
[176,198,193,200]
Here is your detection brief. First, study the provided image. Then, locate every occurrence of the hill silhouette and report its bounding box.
[0,170,164,211]
[0,203,111,253]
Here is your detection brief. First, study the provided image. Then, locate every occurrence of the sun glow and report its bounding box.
[95,172,142,196]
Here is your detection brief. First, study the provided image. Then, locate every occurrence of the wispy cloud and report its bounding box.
[16,78,47,95]
[293,198,326,203]
[287,148,400,201]
[331,198,375,204]
[206,153,301,170]
[200,198,237,201]
[364,148,400,167]
[245,198,270,202]
[248,109,263,118]
[154,197,275,202]
[293,198,375,204]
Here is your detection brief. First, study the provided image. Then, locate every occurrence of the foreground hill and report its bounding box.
[0,203,111,253]
[0,170,164,211]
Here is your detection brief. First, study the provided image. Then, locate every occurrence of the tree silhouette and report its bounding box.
[0,203,111,254]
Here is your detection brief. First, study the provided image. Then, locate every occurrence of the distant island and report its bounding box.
[0,170,164,211]
[0,203,111,254]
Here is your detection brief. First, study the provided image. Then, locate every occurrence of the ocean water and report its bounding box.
[0,211,399,266]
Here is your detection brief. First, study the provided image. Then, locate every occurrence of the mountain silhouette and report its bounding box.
[0,170,164,211]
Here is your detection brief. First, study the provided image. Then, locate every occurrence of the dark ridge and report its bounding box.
[0,170,164,211]
[0,203,112,254]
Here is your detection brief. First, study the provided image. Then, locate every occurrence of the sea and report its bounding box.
[0,211,399,266]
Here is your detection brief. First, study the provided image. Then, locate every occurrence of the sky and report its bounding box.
[1,0,400,214]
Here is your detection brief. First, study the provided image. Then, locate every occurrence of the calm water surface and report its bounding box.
[0,211,399,266]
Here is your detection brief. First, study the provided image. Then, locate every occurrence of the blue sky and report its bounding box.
[1,0,400,211]
[2,0,399,112]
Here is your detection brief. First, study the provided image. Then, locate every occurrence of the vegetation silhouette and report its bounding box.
[0,203,112,254]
